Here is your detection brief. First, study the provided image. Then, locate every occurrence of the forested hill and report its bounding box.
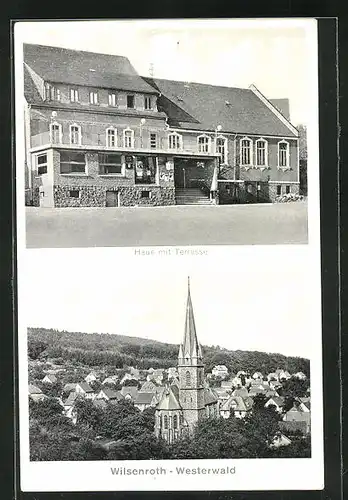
[27,327,310,376]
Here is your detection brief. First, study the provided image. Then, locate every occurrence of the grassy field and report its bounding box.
[26,202,308,248]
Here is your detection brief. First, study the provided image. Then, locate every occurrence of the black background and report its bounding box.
[0,10,345,500]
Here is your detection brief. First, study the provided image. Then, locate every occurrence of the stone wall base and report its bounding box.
[53,185,176,207]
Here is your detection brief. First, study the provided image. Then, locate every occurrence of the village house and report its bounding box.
[75,381,95,400]
[62,391,78,424]
[96,387,123,403]
[220,396,253,419]
[28,384,46,402]
[24,44,300,208]
[102,375,119,386]
[120,372,139,385]
[283,403,311,433]
[41,373,57,384]
[293,371,307,380]
[252,371,263,380]
[139,380,158,393]
[120,386,139,401]
[232,387,249,398]
[85,371,98,384]
[270,433,292,448]
[134,392,158,412]
[146,369,164,384]
[154,279,219,444]
[220,379,234,391]
[265,396,285,413]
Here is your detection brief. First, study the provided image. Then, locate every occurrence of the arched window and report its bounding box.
[50,122,62,144]
[173,414,178,429]
[163,415,168,429]
[278,140,290,167]
[216,136,227,164]
[185,371,191,387]
[123,128,134,148]
[168,132,182,150]
[106,127,117,148]
[197,135,210,153]
[256,139,268,166]
[69,124,81,145]
[240,137,253,165]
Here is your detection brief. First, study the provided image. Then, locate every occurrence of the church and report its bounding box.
[154,279,219,443]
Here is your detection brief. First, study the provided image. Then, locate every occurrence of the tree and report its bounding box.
[278,377,310,399]
[28,341,48,360]
[29,397,63,422]
[74,398,103,431]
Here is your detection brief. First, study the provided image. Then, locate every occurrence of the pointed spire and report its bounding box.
[180,277,201,360]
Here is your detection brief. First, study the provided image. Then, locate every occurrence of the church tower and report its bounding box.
[178,277,206,433]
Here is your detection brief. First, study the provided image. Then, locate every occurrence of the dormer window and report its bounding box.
[45,84,60,101]
[127,95,135,109]
[144,96,152,110]
[70,88,79,102]
[89,91,98,105]
[108,92,117,107]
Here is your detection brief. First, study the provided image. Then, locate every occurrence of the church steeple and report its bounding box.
[178,277,203,364]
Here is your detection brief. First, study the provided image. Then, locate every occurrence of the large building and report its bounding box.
[154,279,219,444]
[23,44,300,208]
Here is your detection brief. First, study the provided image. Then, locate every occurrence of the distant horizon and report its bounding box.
[27,325,310,361]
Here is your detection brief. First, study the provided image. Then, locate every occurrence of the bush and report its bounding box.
[275,193,304,203]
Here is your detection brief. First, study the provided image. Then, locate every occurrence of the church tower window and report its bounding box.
[163,415,168,429]
[186,371,191,387]
[173,415,178,429]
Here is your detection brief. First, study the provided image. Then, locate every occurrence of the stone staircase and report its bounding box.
[175,188,212,206]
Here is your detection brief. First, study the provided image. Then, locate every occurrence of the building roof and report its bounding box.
[270,99,291,121]
[23,44,158,95]
[63,383,77,392]
[120,386,138,400]
[144,77,298,138]
[266,396,285,407]
[77,381,94,393]
[221,396,247,412]
[28,384,43,394]
[232,387,249,398]
[139,380,158,393]
[157,387,182,411]
[43,373,57,382]
[99,388,121,400]
[204,388,218,406]
[135,392,155,405]
[178,277,203,361]
[64,391,78,406]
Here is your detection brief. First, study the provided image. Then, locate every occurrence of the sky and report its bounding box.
[21,247,320,359]
[15,19,317,126]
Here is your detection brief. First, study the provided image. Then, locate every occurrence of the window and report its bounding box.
[45,84,60,101]
[127,95,135,108]
[89,91,98,105]
[256,139,267,166]
[37,153,47,175]
[60,151,86,174]
[69,190,80,198]
[50,122,62,143]
[106,128,117,148]
[150,133,157,149]
[123,129,134,148]
[185,371,191,387]
[144,96,152,110]
[70,88,79,102]
[277,185,282,196]
[141,190,150,199]
[278,141,289,167]
[135,156,157,184]
[99,154,123,175]
[168,132,182,150]
[197,135,210,153]
[173,415,178,429]
[108,93,117,107]
[216,137,227,164]
[240,138,252,165]
[69,124,81,145]
[285,185,291,194]
[163,415,168,429]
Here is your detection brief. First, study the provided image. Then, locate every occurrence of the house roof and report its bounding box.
[157,387,182,411]
[222,396,247,412]
[43,373,57,382]
[99,388,121,400]
[135,392,155,405]
[144,77,298,138]
[120,386,138,399]
[64,391,78,406]
[77,381,94,393]
[28,384,42,394]
[204,388,218,406]
[139,380,158,393]
[266,396,285,407]
[232,387,249,398]
[63,383,77,392]
[23,44,158,95]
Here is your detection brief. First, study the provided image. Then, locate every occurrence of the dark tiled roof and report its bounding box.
[279,421,307,434]
[28,384,42,394]
[99,388,120,400]
[23,44,158,94]
[144,77,297,138]
[157,387,181,411]
[135,392,155,405]
[24,65,43,103]
[77,381,94,393]
[204,388,218,405]
[121,386,138,399]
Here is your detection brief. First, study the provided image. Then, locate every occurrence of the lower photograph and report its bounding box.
[19,250,323,491]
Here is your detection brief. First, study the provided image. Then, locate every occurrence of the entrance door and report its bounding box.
[174,166,186,188]
[106,191,119,207]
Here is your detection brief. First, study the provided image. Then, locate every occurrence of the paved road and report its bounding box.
[26,202,308,248]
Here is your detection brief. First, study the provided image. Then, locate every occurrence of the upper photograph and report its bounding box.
[16,19,318,248]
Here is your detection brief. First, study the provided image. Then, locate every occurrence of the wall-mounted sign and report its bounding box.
[165,161,174,171]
